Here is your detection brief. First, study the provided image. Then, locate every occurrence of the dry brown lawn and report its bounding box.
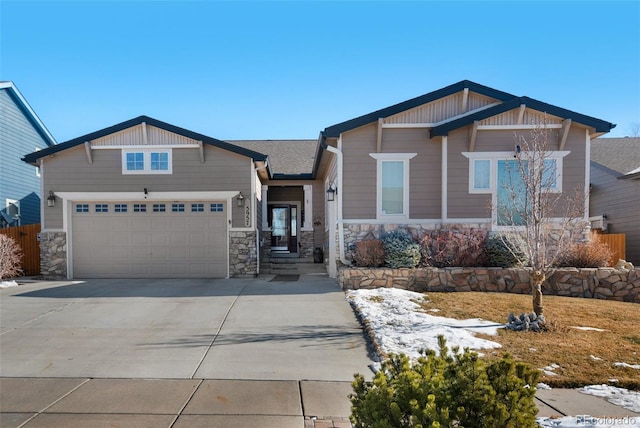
[418,292,640,390]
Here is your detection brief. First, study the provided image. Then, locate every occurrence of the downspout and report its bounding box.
[324,143,350,266]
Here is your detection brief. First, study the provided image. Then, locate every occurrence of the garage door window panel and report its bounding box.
[95,204,109,213]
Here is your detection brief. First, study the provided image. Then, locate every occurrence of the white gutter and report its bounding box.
[324,142,350,266]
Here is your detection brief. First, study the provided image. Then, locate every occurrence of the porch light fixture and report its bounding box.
[144,188,148,199]
[236,192,245,207]
[47,191,56,208]
[326,185,337,202]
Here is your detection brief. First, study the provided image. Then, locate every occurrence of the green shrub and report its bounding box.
[555,238,612,268]
[420,229,488,267]
[353,239,385,267]
[380,230,421,268]
[350,337,539,428]
[486,234,528,268]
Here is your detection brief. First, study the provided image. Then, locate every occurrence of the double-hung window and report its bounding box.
[370,153,417,220]
[122,149,172,174]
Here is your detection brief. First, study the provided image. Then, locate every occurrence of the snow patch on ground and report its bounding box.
[572,326,609,332]
[346,288,503,359]
[581,385,640,413]
[0,280,18,289]
[614,362,640,370]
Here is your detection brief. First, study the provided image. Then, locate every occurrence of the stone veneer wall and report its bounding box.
[229,231,258,277]
[338,266,640,303]
[39,231,67,279]
[299,230,314,258]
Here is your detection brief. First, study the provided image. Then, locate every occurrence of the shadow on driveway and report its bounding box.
[13,277,341,299]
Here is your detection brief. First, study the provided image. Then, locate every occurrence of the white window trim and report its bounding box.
[462,151,569,229]
[369,153,417,220]
[122,148,173,174]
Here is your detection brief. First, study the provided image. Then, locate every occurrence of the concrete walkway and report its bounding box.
[1,275,638,427]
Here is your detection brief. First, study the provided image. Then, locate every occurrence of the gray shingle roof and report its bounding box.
[591,137,640,176]
[228,140,317,175]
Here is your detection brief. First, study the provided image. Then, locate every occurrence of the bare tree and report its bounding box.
[496,120,587,316]
[628,122,640,137]
[0,235,23,281]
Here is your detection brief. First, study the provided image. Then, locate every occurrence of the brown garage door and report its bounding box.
[71,201,227,278]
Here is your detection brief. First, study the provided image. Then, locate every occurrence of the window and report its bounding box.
[76,204,89,213]
[151,152,169,171]
[133,204,147,212]
[153,204,166,212]
[115,204,128,213]
[122,149,172,174]
[370,153,417,219]
[472,159,491,191]
[191,203,204,212]
[172,203,185,212]
[462,151,569,227]
[126,152,144,171]
[95,204,109,213]
[210,203,224,212]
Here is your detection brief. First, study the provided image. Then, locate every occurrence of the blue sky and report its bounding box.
[1,1,639,142]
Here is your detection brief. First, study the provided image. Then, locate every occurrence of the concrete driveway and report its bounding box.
[1,275,372,427]
[0,275,372,380]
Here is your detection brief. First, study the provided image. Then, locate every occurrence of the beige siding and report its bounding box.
[590,164,640,264]
[447,129,491,218]
[385,92,498,124]
[342,124,377,219]
[42,144,253,229]
[341,125,441,219]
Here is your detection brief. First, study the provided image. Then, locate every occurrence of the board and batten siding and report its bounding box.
[0,89,50,225]
[42,144,253,229]
[590,163,640,264]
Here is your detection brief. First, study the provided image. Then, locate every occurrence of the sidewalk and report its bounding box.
[1,377,637,428]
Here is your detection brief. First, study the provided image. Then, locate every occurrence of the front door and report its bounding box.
[270,204,298,253]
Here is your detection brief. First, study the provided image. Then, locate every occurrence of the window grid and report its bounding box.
[153,204,166,212]
[172,203,185,212]
[151,152,169,171]
[76,204,89,213]
[114,204,128,213]
[210,203,224,212]
[95,204,109,213]
[133,204,147,213]
[191,203,204,212]
[126,152,144,171]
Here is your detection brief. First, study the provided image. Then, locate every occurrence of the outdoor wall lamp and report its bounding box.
[514,145,521,157]
[144,188,148,199]
[236,192,245,207]
[47,191,56,208]
[326,185,337,202]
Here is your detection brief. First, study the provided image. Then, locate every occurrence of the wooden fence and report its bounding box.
[593,232,626,267]
[0,224,41,276]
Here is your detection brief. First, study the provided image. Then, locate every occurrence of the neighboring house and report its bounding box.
[23,80,616,279]
[1,81,56,227]
[589,137,640,264]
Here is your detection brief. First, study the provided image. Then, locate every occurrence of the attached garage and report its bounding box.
[71,200,228,278]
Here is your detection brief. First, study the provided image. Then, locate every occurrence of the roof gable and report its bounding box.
[1,81,56,147]
[322,80,516,138]
[322,80,615,139]
[22,115,268,165]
